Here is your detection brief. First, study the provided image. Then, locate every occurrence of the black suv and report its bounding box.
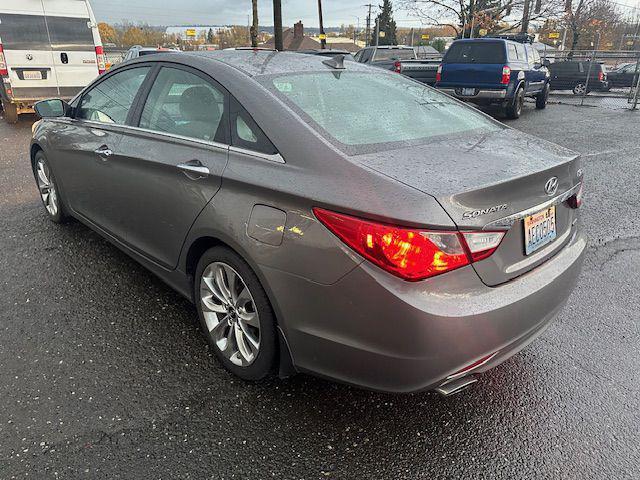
[548,61,609,95]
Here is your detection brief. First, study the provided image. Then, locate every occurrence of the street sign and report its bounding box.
[318,33,326,40]
[379,31,385,38]
[478,28,487,37]
[421,34,430,40]
[549,32,560,39]
[186,28,196,37]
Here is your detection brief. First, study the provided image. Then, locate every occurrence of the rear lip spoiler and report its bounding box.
[483,182,583,231]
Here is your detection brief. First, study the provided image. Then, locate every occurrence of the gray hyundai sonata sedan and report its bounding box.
[30,51,585,394]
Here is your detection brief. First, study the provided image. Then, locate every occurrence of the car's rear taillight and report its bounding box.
[313,208,505,281]
[598,71,604,81]
[95,46,106,74]
[393,60,402,73]
[567,182,584,209]
[501,65,511,85]
[435,64,442,83]
[0,43,8,76]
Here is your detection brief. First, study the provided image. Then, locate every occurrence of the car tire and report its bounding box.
[536,84,550,109]
[33,151,68,223]
[505,86,524,119]
[573,82,587,95]
[194,246,277,381]
[1,100,18,124]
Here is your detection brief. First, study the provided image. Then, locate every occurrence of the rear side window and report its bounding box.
[374,49,415,61]
[77,67,150,124]
[230,98,277,155]
[139,67,227,143]
[507,44,517,61]
[46,16,94,51]
[444,42,506,64]
[0,14,49,50]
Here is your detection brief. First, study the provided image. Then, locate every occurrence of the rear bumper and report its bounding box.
[439,87,508,99]
[264,226,586,393]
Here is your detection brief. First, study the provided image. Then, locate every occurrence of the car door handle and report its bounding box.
[94,146,113,159]
[177,160,209,178]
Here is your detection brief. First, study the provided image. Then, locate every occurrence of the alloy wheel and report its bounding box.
[200,262,260,366]
[574,83,587,95]
[36,159,59,217]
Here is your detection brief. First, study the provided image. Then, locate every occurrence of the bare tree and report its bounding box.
[250,0,259,47]
[564,0,620,54]
[399,0,561,37]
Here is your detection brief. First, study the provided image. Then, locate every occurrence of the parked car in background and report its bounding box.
[548,60,609,95]
[123,45,179,62]
[31,51,585,395]
[0,0,104,124]
[355,45,442,86]
[299,49,355,61]
[606,62,638,88]
[436,37,550,119]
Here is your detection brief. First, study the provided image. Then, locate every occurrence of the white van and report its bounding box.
[0,0,104,123]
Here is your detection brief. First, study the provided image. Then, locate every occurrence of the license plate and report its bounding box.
[461,88,476,96]
[524,206,557,255]
[23,71,43,80]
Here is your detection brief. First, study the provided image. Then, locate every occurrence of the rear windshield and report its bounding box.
[47,16,94,51]
[0,14,49,50]
[259,71,501,154]
[374,49,415,61]
[444,42,506,64]
[0,14,93,51]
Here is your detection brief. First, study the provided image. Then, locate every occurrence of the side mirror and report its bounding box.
[34,99,69,118]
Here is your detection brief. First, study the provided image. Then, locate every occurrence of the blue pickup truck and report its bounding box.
[435,37,550,119]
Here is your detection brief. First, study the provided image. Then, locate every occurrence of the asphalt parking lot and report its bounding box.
[1,103,639,479]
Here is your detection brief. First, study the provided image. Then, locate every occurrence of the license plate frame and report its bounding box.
[23,70,43,80]
[524,206,557,255]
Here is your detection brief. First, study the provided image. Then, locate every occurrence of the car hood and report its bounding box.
[354,128,580,229]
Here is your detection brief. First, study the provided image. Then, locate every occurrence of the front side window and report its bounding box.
[139,67,226,143]
[77,66,150,124]
[261,71,501,153]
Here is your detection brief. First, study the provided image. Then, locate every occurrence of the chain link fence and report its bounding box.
[539,49,640,110]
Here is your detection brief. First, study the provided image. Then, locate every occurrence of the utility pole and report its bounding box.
[317,0,326,49]
[521,0,531,34]
[364,3,373,47]
[375,16,380,47]
[250,0,259,47]
[273,0,283,51]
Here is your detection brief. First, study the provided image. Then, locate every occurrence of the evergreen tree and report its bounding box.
[371,0,397,46]
[207,28,215,44]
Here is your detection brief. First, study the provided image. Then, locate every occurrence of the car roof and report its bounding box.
[182,50,374,77]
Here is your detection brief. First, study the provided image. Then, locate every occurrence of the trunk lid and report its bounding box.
[439,62,504,87]
[355,128,582,286]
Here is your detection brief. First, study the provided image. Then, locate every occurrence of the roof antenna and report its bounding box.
[322,54,346,70]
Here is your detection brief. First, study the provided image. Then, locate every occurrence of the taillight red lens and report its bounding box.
[435,64,442,83]
[314,208,506,281]
[598,71,604,81]
[314,208,470,281]
[393,60,402,73]
[567,182,584,209]
[0,43,8,76]
[501,65,511,85]
[95,45,106,74]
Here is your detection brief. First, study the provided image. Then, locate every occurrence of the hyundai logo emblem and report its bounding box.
[544,177,559,196]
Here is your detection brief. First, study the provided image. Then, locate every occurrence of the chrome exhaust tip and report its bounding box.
[435,375,478,396]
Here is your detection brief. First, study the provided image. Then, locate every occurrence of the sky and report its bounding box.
[91,0,425,28]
